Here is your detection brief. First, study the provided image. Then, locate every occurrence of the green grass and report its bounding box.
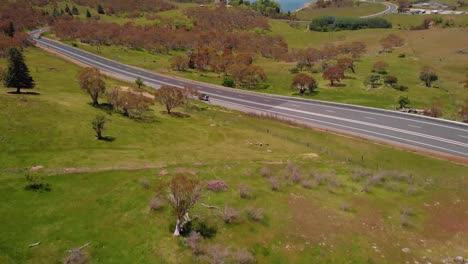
[0,47,467,264]
[295,2,387,20]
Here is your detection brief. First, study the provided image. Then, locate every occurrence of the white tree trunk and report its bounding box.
[173,219,181,236]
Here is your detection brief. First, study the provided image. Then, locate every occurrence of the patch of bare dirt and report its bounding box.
[424,194,468,240]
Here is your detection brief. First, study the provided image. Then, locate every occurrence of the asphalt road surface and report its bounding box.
[360,1,398,18]
[29,29,468,159]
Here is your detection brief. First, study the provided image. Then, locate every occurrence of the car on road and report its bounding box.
[198,94,210,101]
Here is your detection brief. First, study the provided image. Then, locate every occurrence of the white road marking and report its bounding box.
[264,99,271,102]
[459,135,468,139]
[220,100,468,157]
[38,39,468,152]
[408,125,421,129]
[364,117,376,120]
[326,110,335,113]
[291,104,300,107]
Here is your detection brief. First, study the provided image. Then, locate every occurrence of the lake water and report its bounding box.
[274,0,314,12]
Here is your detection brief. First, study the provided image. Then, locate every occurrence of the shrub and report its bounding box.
[393,85,408,91]
[301,179,316,189]
[24,174,51,192]
[193,220,217,238]
[398,53,406,58]
[309,16,391,32]
[185,231,203,255]
[340,202,350,212]
[149,197,164,211]
[289,67,299,74]
[260,166,271,178]
[284,161,302,184]
[384,75,398,86]
[268,177,281,191]
[351,168,372,182]
[223,204,240,224]
[140,177,150,189]
[206,180,228,192]
[400,207,413,227]
[202,244,230,264]
[238,183,254,199]
[63,247,89,264]
[222,76,235,88]
[234,248,255,264]
[246,207,264,222]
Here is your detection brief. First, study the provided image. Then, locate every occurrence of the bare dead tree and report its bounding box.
[167,175,202,236]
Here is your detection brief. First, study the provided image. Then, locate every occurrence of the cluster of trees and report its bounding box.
[310,16,392,32]
[0,2,50,57]
[289,41,366,71]
[184,6,269,32]
[77,67,199,117]
[52,19,287,57]
[171,49,267,89]
[71,0,176,13]
[365,61,404,90]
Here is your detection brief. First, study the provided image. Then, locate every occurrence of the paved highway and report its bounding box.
[359,1,398,18]
[29,29,468,160]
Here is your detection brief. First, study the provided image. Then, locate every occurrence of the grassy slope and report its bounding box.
[0,48,467,263]
[296,2,387,20]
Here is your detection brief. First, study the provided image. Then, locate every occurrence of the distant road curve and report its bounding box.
[284,1,398,22]
[359,1,398,18]
[29,28,468,161]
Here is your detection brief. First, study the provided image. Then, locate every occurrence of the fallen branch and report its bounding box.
[67,242,91,253]
[28,242,41,248]
[200,203,219,210]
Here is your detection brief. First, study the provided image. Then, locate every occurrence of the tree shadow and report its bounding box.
[160,111,191,118]
[8,91,41,95]
[292,90,320,97]
[328,83,346,87]
[344,75,356,80]
[99,136,116,142]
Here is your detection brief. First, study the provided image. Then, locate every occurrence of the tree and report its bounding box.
[4,22,15,37]
[227,64,267,89]
[384,75,398,86]
[72,6,80,16]
[86,9,92,18]
[459,99,468,123]
[135,77,144,89]
[398,96,410,109]
[97,4,105,14]
[461,74,468,90]
[77,67,106,106]
[372,61,389,74]
[419,66,438,87]
[291,73,317,94]
[322,66,345,86]
[398,0,411,12]
[92,114,107,140]
[222,76,235,88]
[170,56,189,71]
[108,87,154,118]
[337,57,355,73]
[167,175,202,236]
[380,34,404,52]
[3,48,35,93]
[155,85,185,114]
[366,74,381,88]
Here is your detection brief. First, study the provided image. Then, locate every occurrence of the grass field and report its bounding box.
[295,2,387,20]
[0,47,467,263]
